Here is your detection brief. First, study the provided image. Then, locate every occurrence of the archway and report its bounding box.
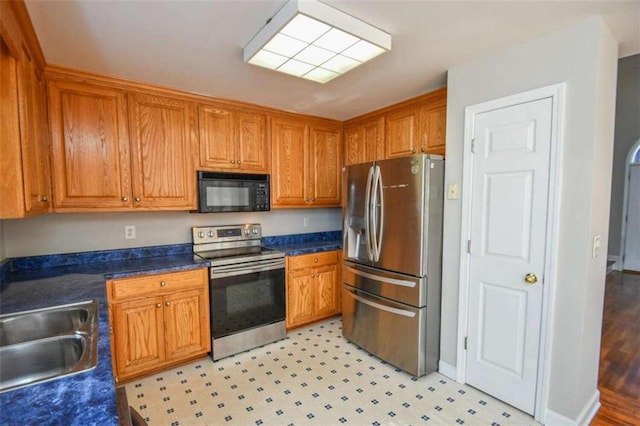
[620,138,640,272]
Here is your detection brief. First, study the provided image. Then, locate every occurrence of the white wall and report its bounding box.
[442,16,617,422]
[1,208,342,258]
[607,54,640,262]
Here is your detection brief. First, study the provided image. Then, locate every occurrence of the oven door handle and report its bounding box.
[211,259,285,279]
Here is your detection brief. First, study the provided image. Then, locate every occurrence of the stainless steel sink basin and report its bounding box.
[0,300,99,393]
[0,306,90,346]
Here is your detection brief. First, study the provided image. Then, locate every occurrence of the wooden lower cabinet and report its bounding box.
[286,251,341,329]
[107,268,210,382]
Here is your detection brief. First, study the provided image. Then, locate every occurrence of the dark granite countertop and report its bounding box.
[262,230,342,256]
[0,250,209,426]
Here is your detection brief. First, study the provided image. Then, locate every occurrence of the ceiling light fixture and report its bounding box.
[243,0,391,84]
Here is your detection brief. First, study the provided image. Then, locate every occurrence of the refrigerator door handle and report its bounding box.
[364,165,374,261]
[370,165,380,261]
[344,266,417,288]
[374,165,384,262]
[344,286,416,318]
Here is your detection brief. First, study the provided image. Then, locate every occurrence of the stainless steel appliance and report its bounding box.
[197,172,270,213]
[192,224,285,360]
[342,154,444,377]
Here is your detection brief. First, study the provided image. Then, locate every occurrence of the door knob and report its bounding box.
[524,273,538,284]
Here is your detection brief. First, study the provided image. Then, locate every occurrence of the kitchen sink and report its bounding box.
[0,300,99,393]
[0,306,90,346]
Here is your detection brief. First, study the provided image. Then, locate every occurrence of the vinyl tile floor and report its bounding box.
[126,318,538,426]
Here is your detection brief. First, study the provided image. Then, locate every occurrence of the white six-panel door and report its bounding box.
[465,97,553,415]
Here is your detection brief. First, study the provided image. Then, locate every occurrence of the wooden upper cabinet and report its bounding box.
[344,116,384,166]
[309,125,341,206]
[271,117,341,207]
[385,106,420,158]
[48,80,131,209]
[0,33,51,218]
[271,117,309,206]
[128,93,197,209]
[420,104,447,156]
[198,104,268,173]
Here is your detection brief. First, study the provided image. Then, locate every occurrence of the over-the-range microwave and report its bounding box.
[197,171,270,213]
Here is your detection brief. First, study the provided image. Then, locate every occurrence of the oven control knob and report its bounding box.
[244,228,250,235]
[198,231,205,238]
[208,231,215,237]
[252,228,259,234]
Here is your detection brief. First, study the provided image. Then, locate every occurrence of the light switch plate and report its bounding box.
[592,234,601,258]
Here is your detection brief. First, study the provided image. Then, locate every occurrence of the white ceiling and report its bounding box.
[25,0,640,121]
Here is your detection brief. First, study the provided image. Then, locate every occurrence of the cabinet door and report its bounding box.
[314,263,340,318]
[236,111,268,172]
[286,268,315,328]
[164,289,210,361]
[362,117,385,162]
[112,297,165,379]
[0,37,26,218]
[421,105,446,156]
[198,105,235,169]
[271,118,308,206]
[18,47,50,214]
[0,37,50,218]
[49,80,131,209]
[309,126,341,206]
[128,93,197,209]
[385,107,419,158]
[344,126,364,166]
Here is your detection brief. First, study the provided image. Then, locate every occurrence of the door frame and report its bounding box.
[619,138,640,271]
[456,83,566,422]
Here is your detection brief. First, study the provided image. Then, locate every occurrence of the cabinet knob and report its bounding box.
[311,197,315,201]
[412,148,416,153]
[230,160,236,164]
[160,281,166,287]
[311,274,315,278]
[165,301,171,307]
[305,197,309,202]
[420,147,425,153]
[122,196,128,202]
[135,197,141,202]
[41,196,49,202]
[237,160,241,164]
[156,303,161,308]
[314,258,318,263]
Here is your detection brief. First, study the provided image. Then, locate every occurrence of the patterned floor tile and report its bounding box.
[127,319,539,425]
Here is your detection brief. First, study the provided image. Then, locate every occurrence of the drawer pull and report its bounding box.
[160,281,166,287]
[314,258,318,263]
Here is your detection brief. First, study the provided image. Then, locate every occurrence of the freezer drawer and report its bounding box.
[343,261,427,307]
[342,284,436,377]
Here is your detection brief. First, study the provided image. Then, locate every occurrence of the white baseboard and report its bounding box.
[607,255,621,271]
[438,360,457,381]
[543,390,600,426]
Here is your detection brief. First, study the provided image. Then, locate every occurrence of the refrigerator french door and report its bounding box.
[342,154,444,377]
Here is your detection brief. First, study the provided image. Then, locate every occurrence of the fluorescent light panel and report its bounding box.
[244,0,391,83]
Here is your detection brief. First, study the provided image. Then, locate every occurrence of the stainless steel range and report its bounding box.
[192,224,286,361]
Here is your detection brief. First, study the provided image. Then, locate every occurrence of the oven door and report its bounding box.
[210,259,285,340]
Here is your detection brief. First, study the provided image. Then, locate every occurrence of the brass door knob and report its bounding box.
[524,273,538,284]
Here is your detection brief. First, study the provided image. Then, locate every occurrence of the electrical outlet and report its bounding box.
[125,225,136,240]
[447,183,459,200]
[303,217,310,227]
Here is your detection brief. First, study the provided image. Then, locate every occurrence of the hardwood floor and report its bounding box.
[591,271,640,426]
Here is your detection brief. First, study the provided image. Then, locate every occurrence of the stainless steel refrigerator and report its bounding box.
[342,154,444,377]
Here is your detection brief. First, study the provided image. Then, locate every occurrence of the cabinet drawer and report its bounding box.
[287,251,338,271]
[108,268,207,302]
